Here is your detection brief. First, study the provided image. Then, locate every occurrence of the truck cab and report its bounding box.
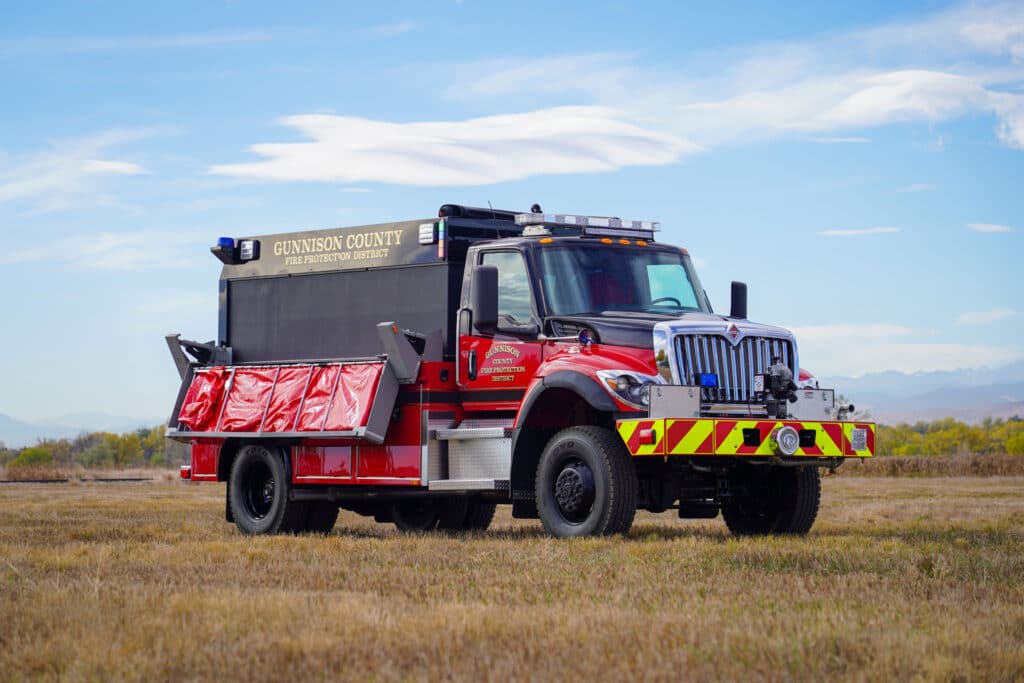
[167,204,873,538]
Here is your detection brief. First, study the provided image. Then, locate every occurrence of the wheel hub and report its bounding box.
[554,461,595,522]
[261,479,275,507]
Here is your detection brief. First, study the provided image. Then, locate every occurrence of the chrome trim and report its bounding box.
[651,319,800,399]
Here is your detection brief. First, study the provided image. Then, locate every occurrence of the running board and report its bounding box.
[428,479,509,492]
[433,427,512,440]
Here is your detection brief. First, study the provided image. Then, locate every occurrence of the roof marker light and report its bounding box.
[600,237,613,244]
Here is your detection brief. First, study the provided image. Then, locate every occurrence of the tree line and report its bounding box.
[877,416,1024,456]
[1,416,1022,471]
[0,426,190,471]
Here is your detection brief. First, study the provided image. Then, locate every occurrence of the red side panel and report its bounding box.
[190,443,220,481]
[323,363,383,431]
[218,368,277,432]
[292,446,355,483]
[177,368,229,431]
[262,366,312,432]
[295,366,341,431]
[357,445,420,479]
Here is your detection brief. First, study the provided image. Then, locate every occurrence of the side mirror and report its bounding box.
[472,265,499,336]
[730,281,748,319]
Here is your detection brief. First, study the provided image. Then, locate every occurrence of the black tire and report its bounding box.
[722,466,820,536]
[434,497,496,532]
[391,499,441,532]
[435,497,471,531]
[463,500,497,531]
[535,426,638,538]
[228,444,307,535]
[303,502,339,534]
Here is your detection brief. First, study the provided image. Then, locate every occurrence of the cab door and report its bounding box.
[458,249,544,412]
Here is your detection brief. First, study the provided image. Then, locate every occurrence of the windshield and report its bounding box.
[538,244,708,316]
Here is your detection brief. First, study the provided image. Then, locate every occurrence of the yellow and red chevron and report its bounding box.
[616,418,874,457]
[665,419,715,455]
[713,420,845,456]
[616,419,664,456]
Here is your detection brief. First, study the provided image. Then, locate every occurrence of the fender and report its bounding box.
[517,370,619,425]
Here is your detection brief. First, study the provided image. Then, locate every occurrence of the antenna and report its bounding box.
[487,200,496,219]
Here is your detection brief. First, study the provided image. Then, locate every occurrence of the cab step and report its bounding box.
[433,427,512,440]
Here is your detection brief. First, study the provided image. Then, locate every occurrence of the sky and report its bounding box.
[0,0,1021,424]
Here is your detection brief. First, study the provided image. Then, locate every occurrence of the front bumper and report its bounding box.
[616,418,875,458]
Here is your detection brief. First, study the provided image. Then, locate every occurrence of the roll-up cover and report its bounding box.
[168,360,396,443]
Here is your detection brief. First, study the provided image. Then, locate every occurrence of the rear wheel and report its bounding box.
[303,502,340,534]
[722,466,820,535]
[535,426,637,537]
[463,499,497,531]
[392,497,497,533]
[391,499,441,532]
[228,444,307,535]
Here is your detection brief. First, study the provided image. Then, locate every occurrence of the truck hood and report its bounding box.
[549,311,794,348]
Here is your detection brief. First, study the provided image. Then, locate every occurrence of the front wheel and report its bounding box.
[228,444,307,535]
[722,466,821,535]
[535,426,638,537]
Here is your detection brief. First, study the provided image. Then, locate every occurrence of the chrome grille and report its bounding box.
[675,335,794,402]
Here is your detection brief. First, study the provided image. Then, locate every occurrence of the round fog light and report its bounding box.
[772,426,800,456]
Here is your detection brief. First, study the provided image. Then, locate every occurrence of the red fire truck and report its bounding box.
[166,204,874,538]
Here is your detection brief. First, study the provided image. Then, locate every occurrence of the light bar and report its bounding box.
[515,213,660,232]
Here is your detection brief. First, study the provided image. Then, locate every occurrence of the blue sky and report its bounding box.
[1,1,1021,423]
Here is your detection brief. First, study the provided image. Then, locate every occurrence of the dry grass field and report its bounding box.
[1,476,1022,682]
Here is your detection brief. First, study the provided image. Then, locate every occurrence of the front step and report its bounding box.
[433,427,512,440]
[428,423,512,491]
[428,478,509,492]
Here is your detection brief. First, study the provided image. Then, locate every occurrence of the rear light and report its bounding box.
[180,465,192,480]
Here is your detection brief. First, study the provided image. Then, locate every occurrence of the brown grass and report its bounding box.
[1,477,1022,681]
[836,454,1024,477]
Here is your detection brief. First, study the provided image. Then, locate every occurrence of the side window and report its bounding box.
[481,251,534,323]
[647,264,698,308]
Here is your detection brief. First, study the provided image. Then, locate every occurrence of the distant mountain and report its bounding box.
[36,413,164,434]
[819,362,1024,425]
[0,413,162,449]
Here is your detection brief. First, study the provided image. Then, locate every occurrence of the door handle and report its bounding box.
[468,350,478,381]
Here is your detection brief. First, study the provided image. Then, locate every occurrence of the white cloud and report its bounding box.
[955,308,1015,326]
[0,129,153,211]
[210,106,700,186]
[818,226,900,237]
[82,159,146,175]
[789,323,1021,375]
[967,222,1014,232]
[441,4,1024,150]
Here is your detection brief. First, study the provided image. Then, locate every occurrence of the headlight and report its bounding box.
[596,370,662,410]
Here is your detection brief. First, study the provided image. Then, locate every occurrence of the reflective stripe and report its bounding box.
[665,419,715,454]
[843,423,876,457]
[616,419,664,456]
[617,418,874,457]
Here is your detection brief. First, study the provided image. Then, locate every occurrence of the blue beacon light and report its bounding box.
[699,373,718,388]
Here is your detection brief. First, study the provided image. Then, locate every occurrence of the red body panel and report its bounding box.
[190,443,220,481]
[458,335,543,412]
